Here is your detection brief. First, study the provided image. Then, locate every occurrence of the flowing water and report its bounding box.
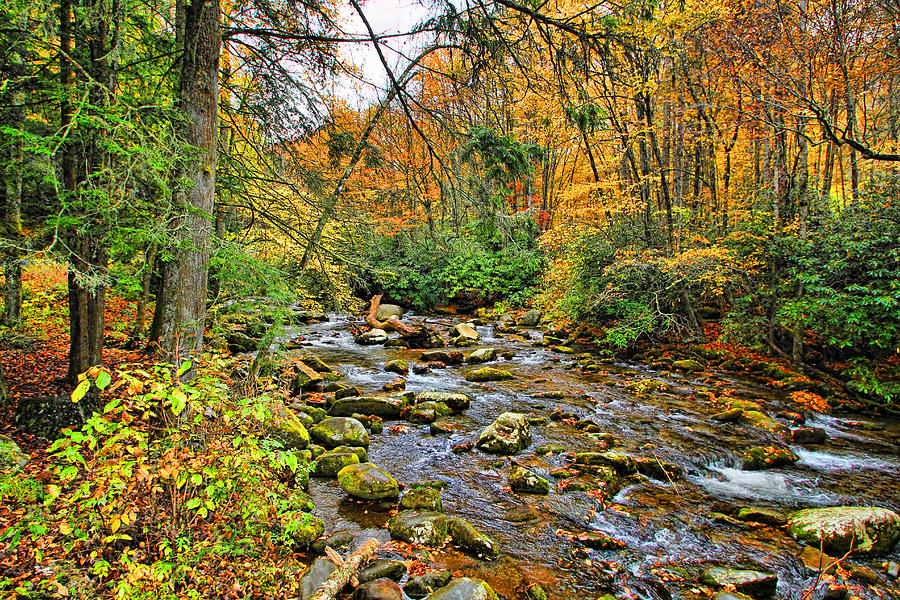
[286,313,900,600]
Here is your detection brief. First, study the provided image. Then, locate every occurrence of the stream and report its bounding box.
[282,313,900,600]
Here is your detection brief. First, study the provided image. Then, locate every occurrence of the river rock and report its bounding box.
[270,409,311,450]
[357,329,389,345]
[420,350,463,365]
[447,517,500,559]
[355,578,402,600]
[337,462,400,500]
[387,511,448,546]
[0,434,29,472]
[312,450,360,477]
[417,391,472,411]
[788,506,900,555]
[358,559,407,584]
[476,412,531,454]
[574,451,637,475]
[429,578,499,600]
[385,359,409,376]
[736,507,788,526]
[792,427,827,444]
[227,331,257,353]
[712,408,743,423]
[509,465,550,494]
[329,395,410,418]
[518,309,542,327]
[310,417,369,448]
[299,354,333,373]
[403,571,453,599]
[290,362,324,395]
[739,411,789,437]
[464,367,514,382]
[382,378,406,392]
[376,304,404,321]
[451,323,480,342]
[399,487,443,512]
[298,557,337,600]
[466,348,496,364]
[672,359,705,372]
[335,386,363,401]
[634,457,683,481]
[700,567,777,599]
[575,531,626,550]
[742,446,800,470]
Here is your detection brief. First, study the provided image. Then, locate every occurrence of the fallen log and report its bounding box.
[364,294,440,349]
[306,538,380,600]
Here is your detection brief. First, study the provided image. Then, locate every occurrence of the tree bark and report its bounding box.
[152,0,221,365]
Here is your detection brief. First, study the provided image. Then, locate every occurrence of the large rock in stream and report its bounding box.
[376,304,404,321]
[416,391,472,412]
[310,417,369,448]
[700,568,777,599]
[464,367,514,382]
[387,511,448,546]
[337,462,399,500]
[788,506,900,555]
[329,395,410,419]
[428,577,499,600]
[741,446,800,470]
[447,517,500,559]
[476,412,531,454]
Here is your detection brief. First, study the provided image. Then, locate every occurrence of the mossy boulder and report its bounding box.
[310,417,369,448]
[634,457,683,481]
[429,578,499,600]
[739,411,789,437]
[358,559,407,584]
[0,435,29,473]
[417,391,472,412]
[464,368,514,382]
[399,487,443,512]
[291,515,326,549]
[742,446,800,470]
[518,309,542,327]
[574,452,636,475]
[466,348,496,364]
[329,395,409,419]
[271,412,310,450]
[337,462,400,500]
[788,506,900,556]
[290,362,324,395]
[700,568,777,599]
[312,450,360,477]
[476,412,531,455]
[447,517,500,559]
[672,359,705,372]
[385,359,409,376]
[509,466,550,495]
[403,571,453,599]
[387,510,448,546]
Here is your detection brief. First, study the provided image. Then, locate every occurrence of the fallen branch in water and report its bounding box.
[306,538,380,600]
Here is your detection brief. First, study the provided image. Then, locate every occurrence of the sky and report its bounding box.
[333,0,437,105]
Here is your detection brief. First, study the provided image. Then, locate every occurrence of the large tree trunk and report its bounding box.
[152,0,221,365]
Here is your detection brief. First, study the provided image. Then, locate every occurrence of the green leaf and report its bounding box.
[170,389,187,415]
[190,473,202,485]
[95,371,112,390]
[176,361,192,377]
[71,380,91,403]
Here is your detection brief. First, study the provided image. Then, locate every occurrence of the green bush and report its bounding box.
[3,361,318,599]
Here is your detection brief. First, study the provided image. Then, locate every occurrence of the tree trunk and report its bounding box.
[153,0,221,365]
[131,243,157,341]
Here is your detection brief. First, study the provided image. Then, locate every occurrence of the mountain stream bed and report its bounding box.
[279,314,900,600]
